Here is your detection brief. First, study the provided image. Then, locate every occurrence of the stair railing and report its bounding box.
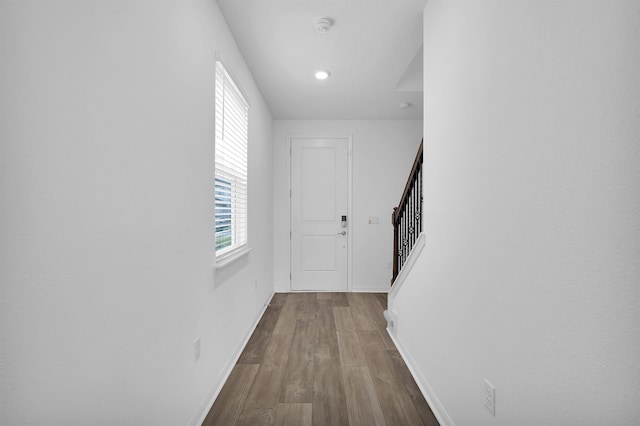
[392,140,423,285]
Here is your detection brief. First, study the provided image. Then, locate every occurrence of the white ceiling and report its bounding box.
[216,0,426,120]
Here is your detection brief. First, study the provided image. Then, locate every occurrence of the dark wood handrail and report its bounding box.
[392,139,424,284]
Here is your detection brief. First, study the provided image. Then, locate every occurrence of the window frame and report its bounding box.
[214,58,251,268]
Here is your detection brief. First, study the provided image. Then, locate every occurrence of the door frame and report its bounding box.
[288,135,353,292]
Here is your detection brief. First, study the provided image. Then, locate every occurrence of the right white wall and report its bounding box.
[390,1,640,425]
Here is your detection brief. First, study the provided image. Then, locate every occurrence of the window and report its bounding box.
[215,60,248,259]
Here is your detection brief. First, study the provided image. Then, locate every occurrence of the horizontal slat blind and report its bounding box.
[215,61,248,256]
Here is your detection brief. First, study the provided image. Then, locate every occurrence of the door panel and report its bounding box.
[301,148,336,222]
[301,236,336,271]
[291,138,348,292]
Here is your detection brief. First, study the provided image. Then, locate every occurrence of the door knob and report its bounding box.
[337,231,346,235]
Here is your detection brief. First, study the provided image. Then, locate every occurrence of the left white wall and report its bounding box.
[0,1,274,424]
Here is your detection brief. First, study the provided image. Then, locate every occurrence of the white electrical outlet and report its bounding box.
[194,337,201,363]
[484,378,495,415]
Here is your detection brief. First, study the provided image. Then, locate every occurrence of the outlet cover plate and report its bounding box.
[484,378,495,416]
[194,337,201,363]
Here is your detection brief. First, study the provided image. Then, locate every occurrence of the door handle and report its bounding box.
[337,231,346,235]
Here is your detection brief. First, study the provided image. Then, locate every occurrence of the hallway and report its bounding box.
[203,293,439,425]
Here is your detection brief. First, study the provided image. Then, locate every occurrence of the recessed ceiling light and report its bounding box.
[315,70,331,80]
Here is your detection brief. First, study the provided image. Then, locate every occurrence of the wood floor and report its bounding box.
[203,292,439,426]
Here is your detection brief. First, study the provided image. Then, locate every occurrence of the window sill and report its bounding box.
[215,246,252,270]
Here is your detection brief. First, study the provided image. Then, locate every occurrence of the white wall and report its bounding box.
[390,1,640,425]
[0,1,273,424]
[273,120,422,292]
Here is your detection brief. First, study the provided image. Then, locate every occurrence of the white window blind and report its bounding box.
[215,60,248,257]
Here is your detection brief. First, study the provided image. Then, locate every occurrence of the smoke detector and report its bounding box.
[315,17,334,33]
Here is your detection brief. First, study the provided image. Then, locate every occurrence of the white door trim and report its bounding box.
[288,135,353,292]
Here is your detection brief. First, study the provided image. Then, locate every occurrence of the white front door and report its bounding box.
[290,137,349,292]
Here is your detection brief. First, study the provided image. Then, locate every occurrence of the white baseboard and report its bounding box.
[190,292,274,426]
[385,327,455,426]
[350,285,390,293]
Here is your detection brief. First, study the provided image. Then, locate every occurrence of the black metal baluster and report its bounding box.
[391,139,423,285]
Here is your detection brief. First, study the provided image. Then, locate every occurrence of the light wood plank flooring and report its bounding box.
[203,293,439,426]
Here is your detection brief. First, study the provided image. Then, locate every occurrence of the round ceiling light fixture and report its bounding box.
[315,70,331,80]
[315,17,334,33]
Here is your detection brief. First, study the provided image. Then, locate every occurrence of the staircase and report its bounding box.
[391,139,423,285]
